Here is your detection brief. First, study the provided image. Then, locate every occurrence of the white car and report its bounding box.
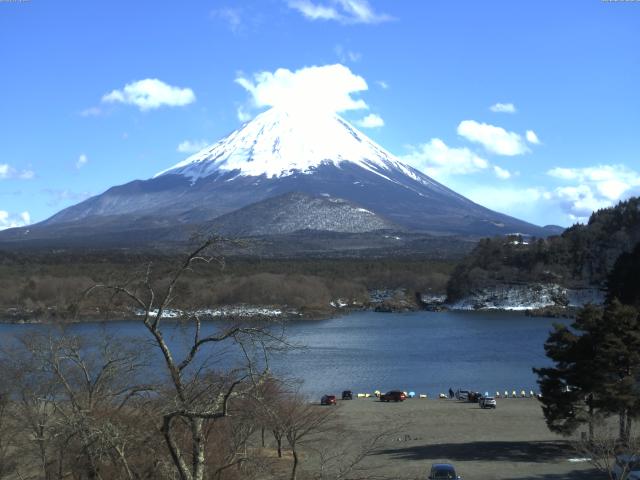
[613,455,640,480]
[479,396,496,409]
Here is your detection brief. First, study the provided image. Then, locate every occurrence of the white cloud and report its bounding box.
[457,120,529,156]
[102,79,196,111]
[237,106,252,122]
[489,103,516,114]
[76,154,88,169]
[177,140,209,154]
[526,130,540,145]
[547,164,640,221]
[80,106,102,117]
[401,138,489,178]
[463,185,555,225]
[0,210,31,230]
[376,80,389,89]
[288,0,339,20]
[211,7,243,33]
[334,44,361,63]
[493,165,512,180]
[236,64,369,115]
[355,113,384,128]
[287,0,391,24]
[0,163,35,180]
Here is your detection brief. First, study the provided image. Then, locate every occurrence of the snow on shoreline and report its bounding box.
[446,284,605,311]
[135,305,295,319]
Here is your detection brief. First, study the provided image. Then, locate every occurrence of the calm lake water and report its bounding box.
[0,310,567,398]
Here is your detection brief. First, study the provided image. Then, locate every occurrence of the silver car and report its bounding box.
[479,396,497,409]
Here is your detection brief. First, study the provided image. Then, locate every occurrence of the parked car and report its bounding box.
[468,391,482,403]
[455,389,469,401]
[479,396,497,409]
[320,395,336,405]
[428,462,461,479]
[342,390,353,400]
[380,390,406,402]
[613,454,640,479]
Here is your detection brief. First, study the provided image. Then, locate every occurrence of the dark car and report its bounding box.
[342,390,353,400]
[428,463,461,479]
[320,395,336,405]
[468,391,482,403]
[380,390,406,402]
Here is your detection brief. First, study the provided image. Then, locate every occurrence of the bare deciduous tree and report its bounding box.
[574,422,640,480]
[86,237,288,480]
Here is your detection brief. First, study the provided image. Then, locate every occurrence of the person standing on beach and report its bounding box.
[449,387,454,399]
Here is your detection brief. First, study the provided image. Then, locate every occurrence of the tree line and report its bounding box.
[0,252,453,322]
[447,197,640,302]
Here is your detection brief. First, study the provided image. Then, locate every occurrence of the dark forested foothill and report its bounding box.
[446,197,640,302]
[0,251,455,322]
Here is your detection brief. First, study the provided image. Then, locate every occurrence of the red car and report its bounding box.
[321,395,337,405]
[380,390,406,402]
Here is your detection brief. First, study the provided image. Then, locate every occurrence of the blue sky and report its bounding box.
[1,0,639,229]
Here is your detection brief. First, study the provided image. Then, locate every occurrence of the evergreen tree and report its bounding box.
[533,305,602,439]
[593,300,640,442]
[607,242,640,308]
[535,278,640,442]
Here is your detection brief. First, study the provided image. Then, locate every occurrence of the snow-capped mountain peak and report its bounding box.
[155,107,418,182]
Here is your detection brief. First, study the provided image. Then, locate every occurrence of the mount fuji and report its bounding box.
[0,108,559,251]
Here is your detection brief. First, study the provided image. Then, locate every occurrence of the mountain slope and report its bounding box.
[207,192,396,236]
[0,108,553,249]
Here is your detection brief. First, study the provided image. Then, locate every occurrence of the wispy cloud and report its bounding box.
[526,130,540,145]
[401,138,489,178]
[0,163,35,180]
[334,44,361,63]
[287,0,392,24]
[76,154,88,169]
[211,7,243,34]
[376,80,389,89]
[0,210,30,230]
[177,140,209,154]
[457,120,530,156]
[355,113,384,128]
[493,165,512,180]
[80,106,102,117]
[102,79,196,111]
[237,106,252,122]
[489,102,516,114]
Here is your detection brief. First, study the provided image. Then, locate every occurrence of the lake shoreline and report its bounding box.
[0,303,576,325]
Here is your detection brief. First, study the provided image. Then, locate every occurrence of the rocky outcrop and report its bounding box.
[448,283,604,311]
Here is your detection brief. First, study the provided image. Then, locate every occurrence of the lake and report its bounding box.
[0,310,567,398]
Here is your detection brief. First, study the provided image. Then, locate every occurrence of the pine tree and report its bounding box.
[533,305,603,439]
[593,300,640,442]
[535,292,640,443]
[607,242,640,309]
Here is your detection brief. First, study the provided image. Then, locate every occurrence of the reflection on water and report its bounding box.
[0,310,567,397]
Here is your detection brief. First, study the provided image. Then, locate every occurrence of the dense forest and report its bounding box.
[0,250,455,321]
[447,197,640,302]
